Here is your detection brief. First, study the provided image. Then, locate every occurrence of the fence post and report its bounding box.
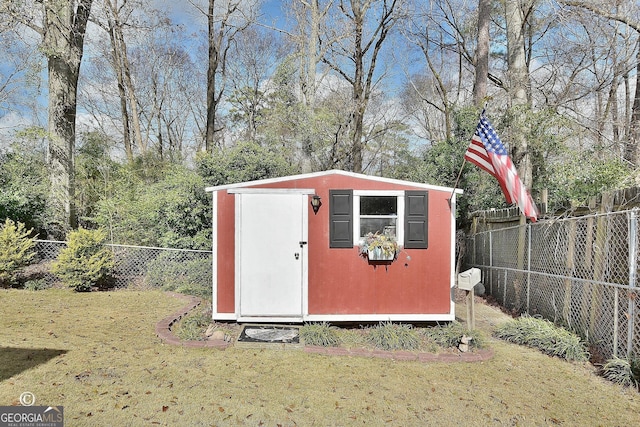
[580,197,597,334]
[470,217,478,267]
[628,208,638,358]
[564,205,578,327]
[527,223,531,313]
[503,270,507,306]
[590,193,613,339]
[614,288,619,358]
[516,215,527,311]
[489,229,493,296]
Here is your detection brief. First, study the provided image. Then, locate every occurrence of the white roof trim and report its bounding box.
[205,169,463,194]
[228,188,316,195]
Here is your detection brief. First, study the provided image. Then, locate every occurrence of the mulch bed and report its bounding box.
[156,292,495,363]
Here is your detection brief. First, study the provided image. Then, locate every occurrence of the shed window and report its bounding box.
[329,189,429,250]
[359,196,397,238]
[354,192,403,245]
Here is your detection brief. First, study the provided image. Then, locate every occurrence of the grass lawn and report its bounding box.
[1,289,639,426]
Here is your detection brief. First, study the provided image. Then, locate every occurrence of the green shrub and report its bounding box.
[51,228,114,292]
[175,311,210,341]
[0,134,50,234]
[602,357,639,389]
[93,165,212,250]
[24,279,48,291]
[494,315,590,362]
[0,218,37,287]
[367,322,421,351]
[423,321,485,349]
[300,322,341,347]
[145,252,211,299]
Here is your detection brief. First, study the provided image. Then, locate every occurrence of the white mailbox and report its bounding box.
[457,268,481,291]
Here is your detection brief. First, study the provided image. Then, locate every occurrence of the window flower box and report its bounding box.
[359,232,399,261]
[367,246,396,261]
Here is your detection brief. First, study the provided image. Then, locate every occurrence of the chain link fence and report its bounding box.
[27,240,212,299]
[465,209,640,361]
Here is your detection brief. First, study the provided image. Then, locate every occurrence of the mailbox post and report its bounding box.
[457,268,481,330]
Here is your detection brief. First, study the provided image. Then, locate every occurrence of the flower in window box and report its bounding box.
[359,232,399,261]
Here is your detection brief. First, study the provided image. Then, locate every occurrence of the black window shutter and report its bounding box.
[404,191,428,249]
[329,189,353,248]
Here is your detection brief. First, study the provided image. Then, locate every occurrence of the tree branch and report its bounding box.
[560,1,640,33]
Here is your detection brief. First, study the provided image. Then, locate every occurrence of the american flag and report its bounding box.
[464,113,538,222]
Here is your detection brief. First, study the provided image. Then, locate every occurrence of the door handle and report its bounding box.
[299,241,307,247]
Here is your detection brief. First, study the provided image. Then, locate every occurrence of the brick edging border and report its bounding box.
[155,292,230,349]
[155,292,495,362]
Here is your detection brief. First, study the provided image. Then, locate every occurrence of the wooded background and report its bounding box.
[1,0,638,248]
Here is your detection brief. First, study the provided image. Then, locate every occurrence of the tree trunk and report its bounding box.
[505,0,532,189]
[625,49,640,166]
[112,10,145,155]
[305,0,320,107]
[505,0,528,106]
[43,0,93,234]
[204,0,248,152]
[473,0,490,108]
[205,0,219,152]
[105,2,132,160]
[293,0,327,107]
[95,0,146,160]
[351,0,365,173]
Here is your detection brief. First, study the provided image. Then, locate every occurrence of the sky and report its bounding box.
[155,0,287,29]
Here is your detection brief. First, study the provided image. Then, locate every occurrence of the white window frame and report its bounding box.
[353,190,405,246]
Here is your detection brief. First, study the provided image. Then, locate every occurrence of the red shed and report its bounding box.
[205,170,462,323]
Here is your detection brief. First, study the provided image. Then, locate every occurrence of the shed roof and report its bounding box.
[205,169,463,194]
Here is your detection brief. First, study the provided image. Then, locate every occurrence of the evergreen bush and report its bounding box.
[601,357,639,389]
[367,322,421,351]
[0,218,37,287]
[494,315,590,362]
[300,322,341,347]
[51,228,114,292]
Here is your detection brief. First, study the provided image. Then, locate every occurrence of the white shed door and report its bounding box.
[238,192,307,319]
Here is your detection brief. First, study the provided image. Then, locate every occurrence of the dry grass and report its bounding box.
[1,289,640,426]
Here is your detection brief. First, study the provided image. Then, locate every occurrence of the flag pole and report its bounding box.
[448,106,485,208]
[448,158,466,208]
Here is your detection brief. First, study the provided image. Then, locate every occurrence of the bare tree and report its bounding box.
[227,26,285,143]
[90,0,147,160]
[286,0,335,107]
[321,0,402,173]
[400,0,474,142]
[136,40,195,160]
[560,0,640,166]
[84,2,205,161]
[514,2,629,164]
[188,0,256,152]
